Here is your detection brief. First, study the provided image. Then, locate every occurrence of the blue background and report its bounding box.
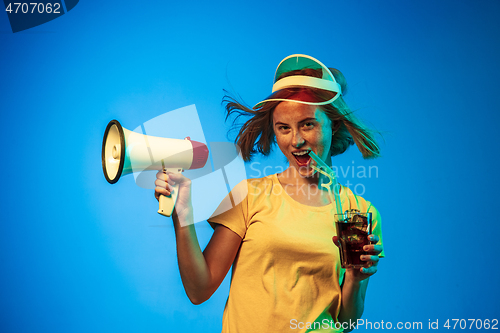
[1,0,499,332]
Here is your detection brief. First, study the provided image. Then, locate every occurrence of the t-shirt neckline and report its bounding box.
[271,173,343,212]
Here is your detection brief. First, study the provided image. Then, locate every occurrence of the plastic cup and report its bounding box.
[335,211,372,269]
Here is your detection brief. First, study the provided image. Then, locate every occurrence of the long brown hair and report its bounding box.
[224,68,381,162]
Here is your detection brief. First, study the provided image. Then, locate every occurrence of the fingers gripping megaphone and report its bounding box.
[102,120,209,217]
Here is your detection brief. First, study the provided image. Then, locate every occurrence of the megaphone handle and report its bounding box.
[157,167,182,217]
[158,184,180,217]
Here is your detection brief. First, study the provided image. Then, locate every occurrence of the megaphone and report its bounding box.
[102,119,209,217]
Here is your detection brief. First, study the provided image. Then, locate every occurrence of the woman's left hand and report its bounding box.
[332,234,383,282]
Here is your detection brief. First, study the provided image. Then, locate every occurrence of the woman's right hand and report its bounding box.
[155,171,193,220]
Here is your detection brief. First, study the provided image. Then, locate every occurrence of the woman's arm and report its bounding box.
[334,235,383,332]
[155,171,242,305]
[173,218,242,304]
[337,272,369,330]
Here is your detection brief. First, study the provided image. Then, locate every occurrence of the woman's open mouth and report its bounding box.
[292,150,312,167]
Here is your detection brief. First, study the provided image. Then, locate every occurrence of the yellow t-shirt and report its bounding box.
[208,174,384,333]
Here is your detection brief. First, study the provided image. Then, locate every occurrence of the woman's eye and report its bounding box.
[303,122,314,129]
[279,126,290,131]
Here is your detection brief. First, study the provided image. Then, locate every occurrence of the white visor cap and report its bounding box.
[253,54,342,109]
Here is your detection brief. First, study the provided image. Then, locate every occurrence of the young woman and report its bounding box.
[155,54,384,333]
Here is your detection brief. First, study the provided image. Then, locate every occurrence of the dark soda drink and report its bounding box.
[335,211,372,268]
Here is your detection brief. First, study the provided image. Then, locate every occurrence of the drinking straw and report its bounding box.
[309,151,343,216]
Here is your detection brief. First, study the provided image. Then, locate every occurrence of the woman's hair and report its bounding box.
[224,67,381,162]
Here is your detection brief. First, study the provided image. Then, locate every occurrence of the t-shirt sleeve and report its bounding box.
[367,202,385,258]
[207,180,249,239]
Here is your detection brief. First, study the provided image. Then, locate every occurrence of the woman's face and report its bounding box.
[273,101,333,177]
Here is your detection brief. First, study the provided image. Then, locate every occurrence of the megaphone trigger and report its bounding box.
[158,166,183,217]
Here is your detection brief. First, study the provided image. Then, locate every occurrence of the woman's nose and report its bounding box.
[291,130,305,148]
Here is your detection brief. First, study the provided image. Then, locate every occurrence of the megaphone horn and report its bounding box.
[102,119,209,217]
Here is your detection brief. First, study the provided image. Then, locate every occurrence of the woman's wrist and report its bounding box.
[344,269,366,285]
[172,204,194,229]
[342,276,365,296]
